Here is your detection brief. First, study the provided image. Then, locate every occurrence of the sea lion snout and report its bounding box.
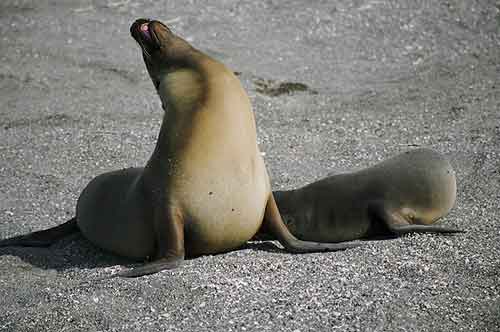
[130,18,151,38]
[131,19,172,50]
[130,18,197,91]
[131,18,170,57]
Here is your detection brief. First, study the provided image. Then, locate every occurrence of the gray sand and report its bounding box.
[0,0,499,331]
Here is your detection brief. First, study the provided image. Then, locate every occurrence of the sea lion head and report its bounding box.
[130,18,197,92]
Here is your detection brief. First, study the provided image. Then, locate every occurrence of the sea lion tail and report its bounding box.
[0,217,79,247]
[263,194,362,253]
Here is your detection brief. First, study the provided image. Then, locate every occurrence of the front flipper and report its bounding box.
[113,256,184,278]
[387,224,464,235]
[368,201,464,236]
[114,203,185,278]
[263,194,362,252]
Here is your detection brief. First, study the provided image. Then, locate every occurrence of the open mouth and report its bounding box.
[130,18,159,57]
[140,22,152,40]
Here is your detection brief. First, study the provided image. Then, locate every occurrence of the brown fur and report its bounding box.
[255,149,461,243]
[0,19,363,278]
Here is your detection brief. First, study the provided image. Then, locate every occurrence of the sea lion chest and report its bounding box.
[160,70,270,255]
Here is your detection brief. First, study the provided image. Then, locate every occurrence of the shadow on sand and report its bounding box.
[0,233,294,274]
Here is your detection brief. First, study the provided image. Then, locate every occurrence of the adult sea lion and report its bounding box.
[255,148,461,242]
[0,18,361,277]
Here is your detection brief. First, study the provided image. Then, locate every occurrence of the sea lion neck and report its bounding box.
[145,67,207,169]
[157,67,206,114]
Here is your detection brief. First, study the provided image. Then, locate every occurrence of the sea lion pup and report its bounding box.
[255,148,461,243]
[0,19,361,277]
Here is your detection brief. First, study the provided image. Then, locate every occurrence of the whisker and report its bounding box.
[141,45,151,58]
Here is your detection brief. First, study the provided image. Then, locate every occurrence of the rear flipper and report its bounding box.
[263,194,362,253]
[0,217,79,247]
[368,201,464,236]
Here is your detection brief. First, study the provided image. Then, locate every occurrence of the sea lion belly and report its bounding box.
[175,150,269,255]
